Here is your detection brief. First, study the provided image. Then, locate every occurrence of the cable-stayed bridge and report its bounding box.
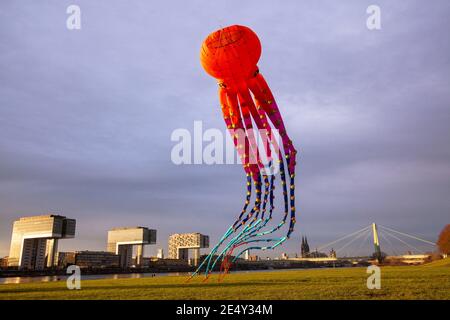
[291,223,436,263]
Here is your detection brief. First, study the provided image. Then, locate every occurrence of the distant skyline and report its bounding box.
[1,1,449,257]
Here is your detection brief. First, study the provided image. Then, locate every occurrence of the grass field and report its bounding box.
[0,260,449,300]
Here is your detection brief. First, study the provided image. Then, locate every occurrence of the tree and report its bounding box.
[437,224,450,255]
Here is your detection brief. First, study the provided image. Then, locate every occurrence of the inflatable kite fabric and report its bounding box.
[191,25,298,281]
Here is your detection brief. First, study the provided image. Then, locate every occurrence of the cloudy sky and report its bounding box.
[1,0,449,258]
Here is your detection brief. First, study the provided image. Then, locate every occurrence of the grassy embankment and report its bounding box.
[0,259,449,300]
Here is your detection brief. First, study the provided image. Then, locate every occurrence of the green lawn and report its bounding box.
[1,261,449,300]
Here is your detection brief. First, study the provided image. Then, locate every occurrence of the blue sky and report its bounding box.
[0,0,449,257]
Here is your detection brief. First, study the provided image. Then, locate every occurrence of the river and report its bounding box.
[0,267,322,284]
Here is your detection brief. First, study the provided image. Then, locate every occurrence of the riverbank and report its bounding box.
[1,259,449,299]
[0,258,357,279]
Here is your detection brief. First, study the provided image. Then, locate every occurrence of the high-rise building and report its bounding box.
[8,214,76,270]
[107,227,156,268]
[168,233,209,266]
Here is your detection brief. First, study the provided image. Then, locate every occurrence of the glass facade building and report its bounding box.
[8,214,76,270]
[106,227,156,268]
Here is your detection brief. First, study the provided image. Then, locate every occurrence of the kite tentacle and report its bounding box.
[220,88,255,227]
[230,86,297,247]
[226,89,263,228]
[231,151,290,250]
[196,82,298,278]
[193,87,263,278]
[252,74,297,175]
[218,174,271,271]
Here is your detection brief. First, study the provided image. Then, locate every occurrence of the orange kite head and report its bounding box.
[200,25,261,82]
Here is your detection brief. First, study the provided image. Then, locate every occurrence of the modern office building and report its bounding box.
[168,233,209,266]
[8,214,76,270]
[107,227,156,268]
[248,255,259,261]
[56,251,120,269]
[74,251,120,268]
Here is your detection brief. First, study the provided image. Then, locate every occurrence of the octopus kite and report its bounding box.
[191,25,298,280]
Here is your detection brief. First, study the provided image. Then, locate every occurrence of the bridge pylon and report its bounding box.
[372,223,382,262]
